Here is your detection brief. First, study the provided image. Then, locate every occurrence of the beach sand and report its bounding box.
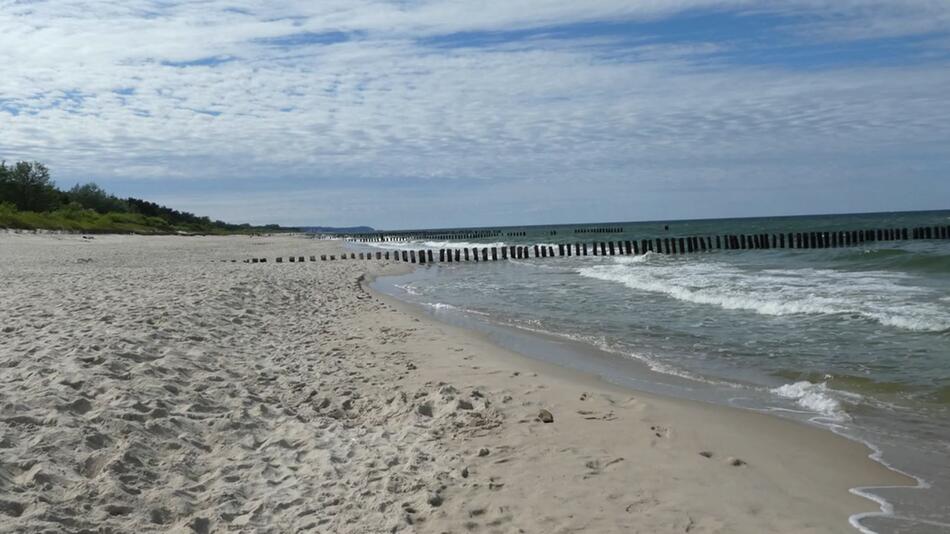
[0,233,910,533]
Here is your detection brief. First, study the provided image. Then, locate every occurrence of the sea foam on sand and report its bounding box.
[0,233,911,533]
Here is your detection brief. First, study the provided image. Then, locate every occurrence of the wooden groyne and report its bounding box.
[244,225,950,264]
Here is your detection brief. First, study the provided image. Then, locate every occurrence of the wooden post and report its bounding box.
[455,249,461,262]
[427,250,434,263]
[491,247,498,261]
[608,242,616,255]
[472,248,478,262]
[509,245,516,258]
[464,248,470,261]
[501,247,508,260]
[558,244,565,256]
[541,245,548,258]
[481,248,487,261]
[440,249,445,262]
[534,245,540,257]
[410,250,417,263]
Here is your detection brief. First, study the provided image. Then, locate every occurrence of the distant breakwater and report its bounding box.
[242,224,950,264]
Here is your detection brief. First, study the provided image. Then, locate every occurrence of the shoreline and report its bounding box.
[365,265,921,532]
[0,233,913,533]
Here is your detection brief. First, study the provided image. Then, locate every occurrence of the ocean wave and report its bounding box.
[577,261,950,332]
[394,283,421,296]
[422,302,490,316]
[770,381,852,421]
[612,251,658,264]
[362,240,509,251]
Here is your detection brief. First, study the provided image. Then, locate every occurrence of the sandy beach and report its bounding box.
[0,233,910,533]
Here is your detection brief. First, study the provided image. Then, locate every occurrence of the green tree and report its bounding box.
[0,161,60,211]
[67,182,128,213]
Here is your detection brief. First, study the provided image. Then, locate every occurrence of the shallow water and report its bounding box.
[361,210,950,533]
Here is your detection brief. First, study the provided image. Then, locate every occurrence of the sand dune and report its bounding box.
[0,233,908,533]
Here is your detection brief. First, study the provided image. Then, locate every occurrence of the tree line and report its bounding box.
[0,160,286,233]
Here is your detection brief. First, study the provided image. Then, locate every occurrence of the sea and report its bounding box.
[349,210,950,533]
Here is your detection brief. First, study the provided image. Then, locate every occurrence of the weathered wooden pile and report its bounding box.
[244,225,949,264]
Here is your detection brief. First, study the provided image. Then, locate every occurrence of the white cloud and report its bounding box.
[0,0,948,226]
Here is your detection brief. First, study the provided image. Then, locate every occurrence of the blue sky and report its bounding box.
[1,0,949,229]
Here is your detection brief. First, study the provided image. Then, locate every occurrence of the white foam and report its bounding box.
[770,381,850,421]
[394,284,421,296]
[576,260,950,332]
[362,240,508,251]
[612,251,656,264]
[422,302,490,316]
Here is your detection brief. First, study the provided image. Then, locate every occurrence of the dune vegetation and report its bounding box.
[0,161,291,234]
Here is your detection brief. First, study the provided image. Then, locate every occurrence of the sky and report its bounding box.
[2,1,949,229]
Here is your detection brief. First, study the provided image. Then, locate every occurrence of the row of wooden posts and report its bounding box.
[247,225,949,264]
